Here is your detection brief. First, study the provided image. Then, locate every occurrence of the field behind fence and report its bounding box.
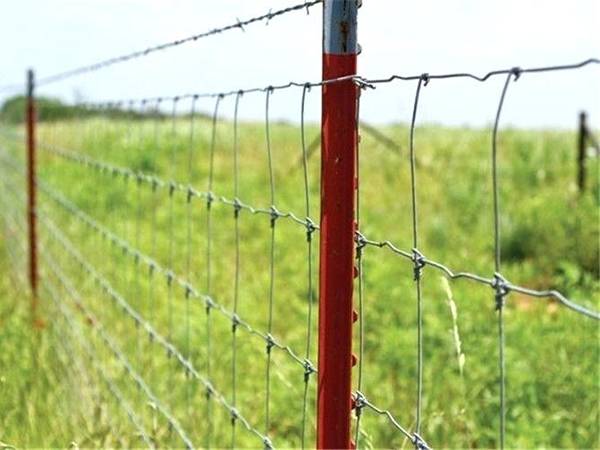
[0,1,599,449]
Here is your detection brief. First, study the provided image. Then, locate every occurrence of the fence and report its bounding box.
[577,111,600,192]
[0,1,599,449]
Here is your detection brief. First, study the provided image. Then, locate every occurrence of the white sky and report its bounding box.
[1,0,599,127]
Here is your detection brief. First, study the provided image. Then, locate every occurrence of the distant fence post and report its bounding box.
[577,111,587,192]
[26,68,38,318]
[318,1,359,449]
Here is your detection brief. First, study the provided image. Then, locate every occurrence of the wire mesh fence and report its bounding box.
[2,88,322,448]
[0,1,599,449]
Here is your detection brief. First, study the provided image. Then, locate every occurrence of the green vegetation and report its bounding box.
[0,95,164,124]
[1,96,78,123]
[0,111,598,449]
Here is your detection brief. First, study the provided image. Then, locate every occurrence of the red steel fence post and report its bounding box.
[26,69,38,317]
[317,1,359,449]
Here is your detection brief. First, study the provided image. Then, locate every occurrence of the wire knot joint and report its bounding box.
[168,180,176,197]
[230,407,239,424]
[510,67,522,80]
[355,231,368,255]
[206,191,215,209]
[232,313,241,332]
[413,433,431,450]
[263,437,274,450]
[492,272,509,310]
[412,248,426,281]
[305,217,316,242]
[266,333,276,353]
[354,77,375,90]
[233,197,243,218]
[353,391,367,417]
[205,296,215,312]
[205,382,214,399]
[303,359,316,382]
[151,176,160,192]
[269,205,281,227]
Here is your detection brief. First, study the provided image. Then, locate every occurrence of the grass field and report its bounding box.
[0,112,598,449]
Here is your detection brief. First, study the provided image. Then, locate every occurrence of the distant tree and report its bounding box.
[0,95,83,123]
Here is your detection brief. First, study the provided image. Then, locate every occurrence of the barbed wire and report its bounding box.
[0,0,321,92]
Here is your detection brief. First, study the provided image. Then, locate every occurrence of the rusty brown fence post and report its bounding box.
[577,111,587,193]
[26,68,38,321]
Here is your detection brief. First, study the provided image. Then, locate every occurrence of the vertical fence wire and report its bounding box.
[354,84,366,449]
[185,97,198,424]
[264,86,276,440]
[149,98,162,436]
[167,98,180,439]
[231,90,243,449]
[1,53,599,450]
[135,100,146,427]
[409,75,427,436]
[300,83,316,450]
[205,94,222,449]
[492,69,519,450]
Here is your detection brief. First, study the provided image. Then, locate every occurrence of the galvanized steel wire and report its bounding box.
[0,0,322,91]
[0,8,598,447]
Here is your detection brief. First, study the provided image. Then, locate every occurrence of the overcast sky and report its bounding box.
[1,0,598,127]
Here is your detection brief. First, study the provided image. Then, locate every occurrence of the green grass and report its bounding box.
[0,115,598,449]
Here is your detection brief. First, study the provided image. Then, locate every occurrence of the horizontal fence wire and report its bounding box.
[0,150,158,446]
[1,51,599,445]
[40,243,194,449]
[18,136,598,320]
[0,1,598,446]
[32,149,314,367]
[353,233,600,319]
[4,147,282,448]
[62,58,600,106]
[0,75,321,447]
[349,60,599,450]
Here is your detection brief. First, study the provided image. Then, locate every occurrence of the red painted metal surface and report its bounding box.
[26,69,38,311]
[317,1,359,445]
